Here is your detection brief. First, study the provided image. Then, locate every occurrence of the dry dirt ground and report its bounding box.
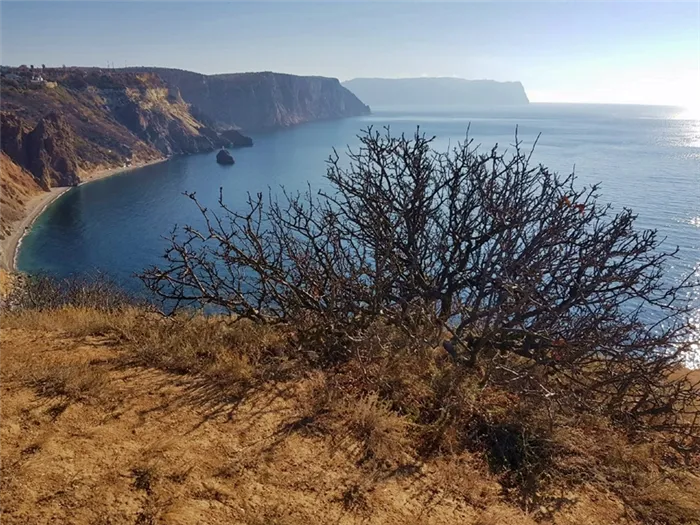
[1,322,696,525]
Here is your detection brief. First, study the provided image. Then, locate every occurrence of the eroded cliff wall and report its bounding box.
[131,68,371,131]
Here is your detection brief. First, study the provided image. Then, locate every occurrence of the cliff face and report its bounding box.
[25,113,81,188]
[342,77,530,107]
[132,68,371,131]
[106,81,230,156]
[0,70,233,189]
[0,153,42,239]
[1,112,80,189]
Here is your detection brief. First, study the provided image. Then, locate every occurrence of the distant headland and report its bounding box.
[125,68,371,132]
[342,77,529,107]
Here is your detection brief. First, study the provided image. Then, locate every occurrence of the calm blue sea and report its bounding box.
[17,103,700,361]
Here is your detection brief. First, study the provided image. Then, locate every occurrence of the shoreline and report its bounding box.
[0,157,167,272]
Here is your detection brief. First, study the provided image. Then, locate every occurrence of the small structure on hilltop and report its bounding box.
[216,148,235,165]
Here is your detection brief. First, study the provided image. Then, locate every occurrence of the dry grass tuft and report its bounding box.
[122,314,284,380]
[0,268,16,297]
[131,465,158,495]
[338,481,371,514]
[26,361,109,404]
[339,392,413,467]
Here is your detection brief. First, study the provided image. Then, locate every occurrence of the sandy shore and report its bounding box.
[78,157,167,185]
[0,157,167,271]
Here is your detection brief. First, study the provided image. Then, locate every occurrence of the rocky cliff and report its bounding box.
[342,77,530,107]
[0,153,42,239]
[128,68,371,131]
[1,70,235,186]
[1,111,80,189]
[0,69,245,245]
[25,112,82,188]
[0,67,369,241]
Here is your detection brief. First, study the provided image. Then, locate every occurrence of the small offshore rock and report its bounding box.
[216,149,235,165]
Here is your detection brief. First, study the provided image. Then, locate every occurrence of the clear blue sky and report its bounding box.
[2,1,699,106]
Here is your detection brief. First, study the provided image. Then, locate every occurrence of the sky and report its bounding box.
[1,1,699,107]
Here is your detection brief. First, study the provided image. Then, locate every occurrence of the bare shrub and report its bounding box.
[140,127,699,448]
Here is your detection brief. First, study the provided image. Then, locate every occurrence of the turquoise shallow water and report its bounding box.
[17,103,700,361]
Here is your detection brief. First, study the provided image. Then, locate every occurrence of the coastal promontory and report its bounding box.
[0,66,371,254]
[129,68,371,131]
[342,77,530,107]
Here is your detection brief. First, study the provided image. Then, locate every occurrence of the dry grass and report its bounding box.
[26,361,109,403]
[2,305,132,337]
[2,305,700,524]
[338,392,413,467]
[0,268,11,300]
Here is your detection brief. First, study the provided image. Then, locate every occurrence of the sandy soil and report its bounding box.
[0,327,482,525]
[0,158,166,271]
[2,322,638,525]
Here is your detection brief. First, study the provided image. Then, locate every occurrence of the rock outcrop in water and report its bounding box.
[129,68,371,131]
[220,129,254,148]
[216,149,235,165]
[342,77,529,107]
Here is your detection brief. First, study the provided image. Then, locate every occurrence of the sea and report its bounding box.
[16,103,700,364]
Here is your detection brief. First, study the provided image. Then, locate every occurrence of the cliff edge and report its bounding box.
[129,68,371,131]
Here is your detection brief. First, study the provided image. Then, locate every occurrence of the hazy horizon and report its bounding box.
[1,1,699,108]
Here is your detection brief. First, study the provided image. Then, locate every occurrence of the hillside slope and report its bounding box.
[130,68,371,131]
[1,70,233,188]
[342,77,530,107]
[1,302,698,525]
[0,320,492,525]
